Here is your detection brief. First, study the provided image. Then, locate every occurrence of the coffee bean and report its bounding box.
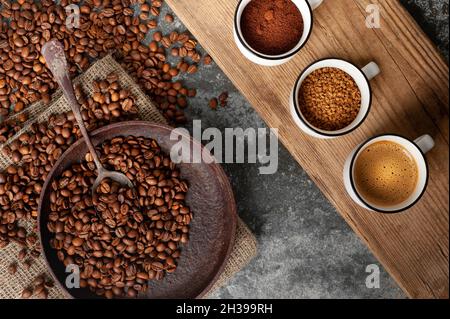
[165,14,174,23]
[33,276,45,287]
[21,288,32,299]
[23,259,33,270]
[18,248,27,260]
[209,98,218,110]
[8,263,17,275]
[127,288,137,298]
[203,54,213,65]
[0,1,203,123]
[31,249,41,258]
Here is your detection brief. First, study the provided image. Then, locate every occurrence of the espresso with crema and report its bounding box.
[354,141,419,207]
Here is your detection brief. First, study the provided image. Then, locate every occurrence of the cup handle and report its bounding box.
[414,134,435,154]
[307,0,323,10]
[361,62,380,81]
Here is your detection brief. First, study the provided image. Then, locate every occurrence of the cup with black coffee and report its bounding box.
[343,134,435,213]
[233,0,323,66]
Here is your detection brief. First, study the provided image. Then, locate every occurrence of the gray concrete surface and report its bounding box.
[159,1,449,299]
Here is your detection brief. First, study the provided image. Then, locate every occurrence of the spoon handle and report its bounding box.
[41,40,104,171]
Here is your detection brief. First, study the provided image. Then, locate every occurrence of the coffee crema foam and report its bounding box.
[354,141,419,208]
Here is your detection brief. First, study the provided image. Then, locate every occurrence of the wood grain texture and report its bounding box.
[166,0,449,298]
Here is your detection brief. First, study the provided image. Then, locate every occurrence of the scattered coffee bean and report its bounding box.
[21,288,32,299]
[0,75,139,250]
[165,14,174,23]
[31,249,41,258]
[209,98,218,110]
[23,259,33,270]
[8,263,17,275]
[33,275,45,287]
[219,91,229,107]
[18,248,27,261]
[45,280,54,289]
[35,286,48,299]
[203,54,213,65]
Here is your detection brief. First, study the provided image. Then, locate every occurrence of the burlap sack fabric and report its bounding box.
[0,55,257,299]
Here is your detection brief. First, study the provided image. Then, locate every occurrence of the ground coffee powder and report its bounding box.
[240,0,304,56]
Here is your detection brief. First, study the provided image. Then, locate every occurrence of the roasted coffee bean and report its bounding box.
[18,248,27,260]
[219,91,229,107]
[44,280,54,289]
[31,249,41,258]
[35,287,48,299]
[8,263,17,275]
[23,259,32,270]
[21,288,32,299]
[0,75,139,251]
[203,54,213,65]
[33,275,45,287]
[165,14,174,23]
[209,98,218,110]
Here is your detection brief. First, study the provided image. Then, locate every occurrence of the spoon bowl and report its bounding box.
[92,168,135,197]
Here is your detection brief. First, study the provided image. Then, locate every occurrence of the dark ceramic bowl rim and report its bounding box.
[292,57,373,137]
[37,121,238,299]
[234,0,314,60]
[348,133,430,214]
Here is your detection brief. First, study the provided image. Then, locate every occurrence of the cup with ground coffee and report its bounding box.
[290,58,380,138]
[234,0,323,66]
[343,134,435,213]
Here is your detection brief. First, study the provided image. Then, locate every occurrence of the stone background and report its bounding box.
[159,0,448,299]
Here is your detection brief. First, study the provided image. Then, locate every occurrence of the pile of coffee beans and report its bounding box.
[0,73,138,252]
[47,136,192,298]
[0,0,204,123]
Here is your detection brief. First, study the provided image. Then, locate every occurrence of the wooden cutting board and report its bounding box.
[166,0,449,298]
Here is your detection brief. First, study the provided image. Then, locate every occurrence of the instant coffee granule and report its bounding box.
[240,0,304,56]
[298,67,362,131]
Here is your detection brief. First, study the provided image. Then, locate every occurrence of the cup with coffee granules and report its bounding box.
[290,58,380,138]
[234,0,323,66]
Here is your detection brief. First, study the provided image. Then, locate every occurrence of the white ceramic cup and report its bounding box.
[343,134,435,213]
[290,58,380,139]
[233,0,324,66]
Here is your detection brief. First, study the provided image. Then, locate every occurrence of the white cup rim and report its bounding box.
[348,134,430,214]
[291,58,373,137]
[234,0,314,61]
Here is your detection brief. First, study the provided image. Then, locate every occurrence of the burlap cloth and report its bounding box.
[0,55,257,299]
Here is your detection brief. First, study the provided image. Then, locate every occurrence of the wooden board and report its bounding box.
[166,0,449,298]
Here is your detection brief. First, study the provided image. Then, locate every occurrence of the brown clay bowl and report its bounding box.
[37,121,237,299]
